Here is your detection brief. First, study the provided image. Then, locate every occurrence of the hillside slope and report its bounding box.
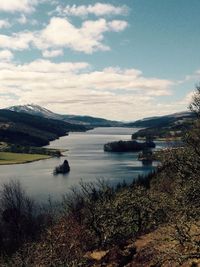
[131,112,195,139]
[0,109,86,146]
[126,111,194,128]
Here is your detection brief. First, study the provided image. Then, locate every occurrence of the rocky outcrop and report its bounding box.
[104,140,155,152]
[54,160,70,174]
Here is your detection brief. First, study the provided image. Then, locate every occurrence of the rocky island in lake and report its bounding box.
[104,140,155,152]
[54,160,70,174]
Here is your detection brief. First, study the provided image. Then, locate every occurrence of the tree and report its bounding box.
[189,84,200,117]
[0,180,38,254]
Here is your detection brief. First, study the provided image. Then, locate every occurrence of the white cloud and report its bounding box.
[16,14,39,26]
[17,14,27,24]
[42,49,63,58]
[0,60,175,120]
[55,3,129,17]
[177,69,200,84]
[0,31,34,50]
[0,0,38,13]
[179,91,194,105]
[17,59,90,73]
[0,50,13,61]
[0,20,11,29]
[108,20,128,32]
[30,19,39,26]
[0,17,128,54]
[37,17,128,53]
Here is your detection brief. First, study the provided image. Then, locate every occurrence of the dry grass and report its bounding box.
[128,223,200,267]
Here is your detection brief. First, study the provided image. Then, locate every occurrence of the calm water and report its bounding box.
[0,127,162,201]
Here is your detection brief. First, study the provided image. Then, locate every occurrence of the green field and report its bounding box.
[0,152,51,165]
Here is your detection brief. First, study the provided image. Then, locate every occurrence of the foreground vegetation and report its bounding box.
[0,86,199,266]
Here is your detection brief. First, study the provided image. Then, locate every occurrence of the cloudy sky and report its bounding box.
[0,0,200,121]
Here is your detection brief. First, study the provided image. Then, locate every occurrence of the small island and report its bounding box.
[104,140,155,152]
[54,160,70,174]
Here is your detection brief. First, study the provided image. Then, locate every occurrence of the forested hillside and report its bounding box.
[132,112,195,140]
[0,109,87,146]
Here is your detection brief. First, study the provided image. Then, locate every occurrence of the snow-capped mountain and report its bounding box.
[7,104,121,127]
[8,104,62,120]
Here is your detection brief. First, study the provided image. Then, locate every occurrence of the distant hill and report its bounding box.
[0,109,87,146]
[8,104,123,127]
[61,114,122,127]
[125,111,194,128]
[130,112,196,140]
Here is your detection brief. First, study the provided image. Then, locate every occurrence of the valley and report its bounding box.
[0,104,192,165]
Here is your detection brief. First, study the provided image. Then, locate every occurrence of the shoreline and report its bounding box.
[0,152,52,165]
[0,141,67,165]
[134,137,182,142]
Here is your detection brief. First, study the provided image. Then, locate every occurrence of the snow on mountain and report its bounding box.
[8,104,61,120]
[7,104,121,126]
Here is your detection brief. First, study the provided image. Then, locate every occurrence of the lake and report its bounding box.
[0,127,162,201]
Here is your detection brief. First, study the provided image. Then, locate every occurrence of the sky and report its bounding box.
[0,0,200,121]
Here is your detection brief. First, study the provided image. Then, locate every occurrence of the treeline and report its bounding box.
[104,139,155,152]
[0,143,62,157]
